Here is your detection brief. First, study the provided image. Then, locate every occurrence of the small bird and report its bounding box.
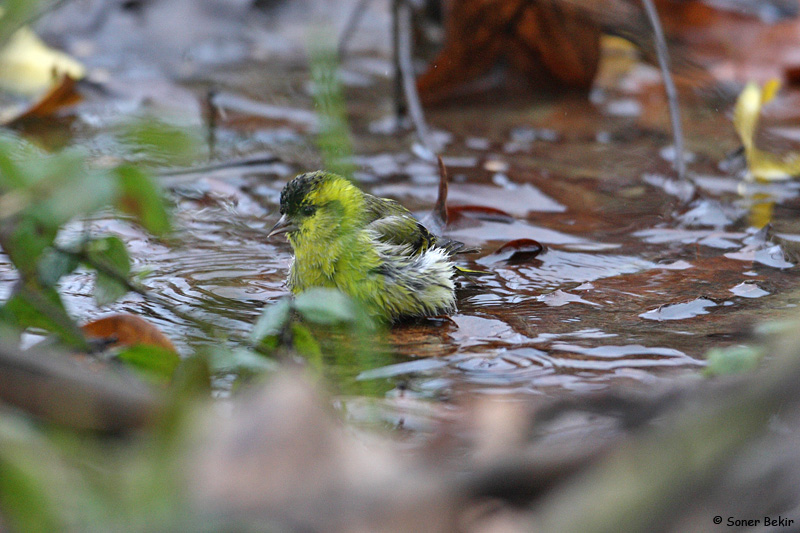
[268,171,462,322]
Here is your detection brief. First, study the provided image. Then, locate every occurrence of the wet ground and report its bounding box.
[5,1,800,419]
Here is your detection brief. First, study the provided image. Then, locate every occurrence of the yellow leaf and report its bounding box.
[0,26,85,96]
[733,79,800,182]
[733,82,761,152]
[761,78,781,105]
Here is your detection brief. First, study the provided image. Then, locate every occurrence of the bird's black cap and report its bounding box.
[279,171,328,216]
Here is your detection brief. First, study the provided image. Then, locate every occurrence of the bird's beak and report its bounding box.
[268,214,296,238]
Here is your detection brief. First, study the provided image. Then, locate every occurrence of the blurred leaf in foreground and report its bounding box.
[86,236,132,306]
[1,283,86,348]
[114,165,172,236]
[704,345,765,376]
[206,346,277,377]
[115,345,181,383]
[0,126,175,352]
[293,288,361,326]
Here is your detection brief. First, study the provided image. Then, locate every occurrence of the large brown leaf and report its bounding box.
[416,0,602,104]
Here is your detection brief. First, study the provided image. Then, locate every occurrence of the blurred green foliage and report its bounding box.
[248,287,390,396]
[309,41,357,180]
[0,0,40,45]
[0,27,397,529]
[0,128,171,349]
[0,103,392,531]
[704,345,765,376]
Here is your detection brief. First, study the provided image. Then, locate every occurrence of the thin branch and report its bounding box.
[397,0,437,155]
[434,155,449,227]
[641,0,686,182]
[392,0,406,120]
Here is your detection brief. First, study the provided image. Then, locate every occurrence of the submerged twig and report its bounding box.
[396,0,436,155]
[641,0,686,182]
[391,0,407,120]
[203,88,218,161]
[434,155,449,227]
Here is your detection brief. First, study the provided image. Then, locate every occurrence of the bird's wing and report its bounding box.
[362,193,477,256]
[361,193,435,254]
[366,214,436,255]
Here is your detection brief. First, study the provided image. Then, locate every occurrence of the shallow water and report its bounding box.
[6,2,800,418]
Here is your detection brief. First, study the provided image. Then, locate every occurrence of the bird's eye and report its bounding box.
[301,205,316,217]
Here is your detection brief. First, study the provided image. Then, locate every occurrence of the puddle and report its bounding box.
[6,0,800,412]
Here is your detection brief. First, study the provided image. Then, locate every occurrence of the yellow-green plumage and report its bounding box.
[269,171,457,322]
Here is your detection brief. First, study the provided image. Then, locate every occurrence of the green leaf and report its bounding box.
[86,236,131,306]
[25,152,117,228]
[0,283,86,348]
[206,346,276,375]
[171,354,212,396]
[0,455,63,533]
[704,345,764,376]
[290,322,322,359]
[250,298,291,344]
[37,248,78,286]
[0,0,41,46]
[0,137,27,189]
[115,344,180,382]
[2,218,57,278]
[114,165,171,236]
[293,288,358,325]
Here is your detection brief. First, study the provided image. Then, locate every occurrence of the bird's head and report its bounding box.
[268,171,364,245]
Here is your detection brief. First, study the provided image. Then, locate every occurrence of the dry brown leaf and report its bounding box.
[0,74,82,125]
[82,313,177,353]
[417,0,601,104]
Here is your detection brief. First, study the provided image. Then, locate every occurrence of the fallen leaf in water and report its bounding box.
[0,26,85,95]
[424,157,514,231]
[733,80,800,181]
[448,205,515,224]
[493,238,546,263]
[0,23,86,125]
[0,74,82,125]
[417,0,601,104]
[430,155,449,230]
[82,313,177,353]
